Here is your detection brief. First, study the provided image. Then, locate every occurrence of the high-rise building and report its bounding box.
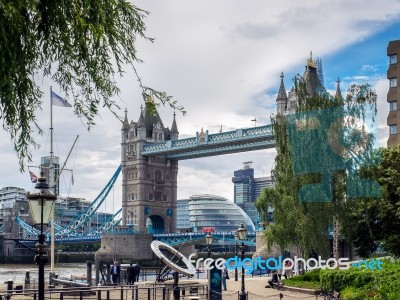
[232,162,274,226]
[387,39,400,146]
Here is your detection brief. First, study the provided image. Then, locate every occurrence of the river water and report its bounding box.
[0,263,87,285]
[0,263,207,286]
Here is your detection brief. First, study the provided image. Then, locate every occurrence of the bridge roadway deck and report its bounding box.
[142,125,275,160]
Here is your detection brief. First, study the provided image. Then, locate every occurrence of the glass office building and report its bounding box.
[232,162,275,226]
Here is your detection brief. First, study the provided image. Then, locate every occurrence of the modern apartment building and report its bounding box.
[387,39,400,146]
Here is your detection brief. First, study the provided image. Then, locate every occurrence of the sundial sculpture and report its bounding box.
[151,240,196,282]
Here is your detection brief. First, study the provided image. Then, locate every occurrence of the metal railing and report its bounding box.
[0,283,209,300]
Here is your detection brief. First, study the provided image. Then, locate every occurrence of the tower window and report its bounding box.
[390,78,397,88]
[390,124,397,135]
[149,193,153,201]
[155,170,162,182]
[389,54,397,64]
[390,101,397,111]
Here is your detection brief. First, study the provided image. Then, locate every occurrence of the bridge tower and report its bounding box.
[121,105,179,234]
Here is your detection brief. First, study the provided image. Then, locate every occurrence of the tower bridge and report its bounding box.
[119,107,275,236]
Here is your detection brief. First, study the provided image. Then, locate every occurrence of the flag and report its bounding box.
[71,172,74,186]
[51,90,72,107]
[29,171,38,183]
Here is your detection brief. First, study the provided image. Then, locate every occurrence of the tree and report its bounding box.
[342,146,400,257]
[0,1,184,170]
[255,77,378,258]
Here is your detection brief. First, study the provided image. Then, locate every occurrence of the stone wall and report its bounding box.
[95,234,154,263]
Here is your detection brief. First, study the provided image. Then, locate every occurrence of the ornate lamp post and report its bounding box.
[205,232,213,258]
[26,173,57,300]
[236,223,247,300]
[234,232,239,281]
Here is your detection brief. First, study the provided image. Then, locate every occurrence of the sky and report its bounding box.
[1,0,400,214]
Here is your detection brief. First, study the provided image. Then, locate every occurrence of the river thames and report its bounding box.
[0,263,87,285]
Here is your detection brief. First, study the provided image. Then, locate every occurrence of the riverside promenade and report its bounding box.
[0,277,319,300]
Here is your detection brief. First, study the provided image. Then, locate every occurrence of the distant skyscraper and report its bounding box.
[387,39,400,146]
[232,162,274,226]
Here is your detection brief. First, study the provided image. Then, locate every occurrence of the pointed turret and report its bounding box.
[303,51,324,96]
[276,72,288,115]
[137,105,146,139]
[335,78,343,100]
[170,111,179,140]
[137,105,145,127]
[122,108,129,129]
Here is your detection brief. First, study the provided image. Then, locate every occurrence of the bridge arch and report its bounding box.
[146,215,165,234]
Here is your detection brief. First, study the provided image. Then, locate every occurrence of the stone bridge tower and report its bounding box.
[121,105,179,234]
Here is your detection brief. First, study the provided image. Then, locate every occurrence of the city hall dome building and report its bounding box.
[188,194,255,232]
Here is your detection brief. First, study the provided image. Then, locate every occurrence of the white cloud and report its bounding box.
[1,0,399,213]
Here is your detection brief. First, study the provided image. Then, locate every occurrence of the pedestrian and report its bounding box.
[277,266,282,281]
[110,261,120,284]
[127,263,136,285]
[284,260,293,279]
[222,267,229,291]
[266,270,279,288]
[133,261,141,282]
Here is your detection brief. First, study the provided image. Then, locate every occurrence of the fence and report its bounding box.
[0,283,209,300]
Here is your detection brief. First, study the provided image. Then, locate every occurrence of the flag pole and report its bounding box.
[50,86,56,279]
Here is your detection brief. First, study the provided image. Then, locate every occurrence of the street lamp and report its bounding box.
[26,173,57,300]
[234,232,239,281]
[236,223,247,300]
[205,232,213,258]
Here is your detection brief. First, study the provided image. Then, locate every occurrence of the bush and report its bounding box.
[321,258,400,300]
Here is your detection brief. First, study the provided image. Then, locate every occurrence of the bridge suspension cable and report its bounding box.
[86,208,122,237]
[55,165,122,237]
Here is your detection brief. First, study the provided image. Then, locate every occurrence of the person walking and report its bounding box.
[133,261,141,282]
[110,261,120,284]
[127,263,136,285]
[222,267,229,291]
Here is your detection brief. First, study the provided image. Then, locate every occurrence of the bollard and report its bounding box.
[24,271,31,291]
[4,280,13,299]
[97,290,101,300]
[280,293,283,299]
[147,288,151,300]
[162,287,166,300]
[120,286,123,300]
[87,261,93,285]
[106,290,110,300]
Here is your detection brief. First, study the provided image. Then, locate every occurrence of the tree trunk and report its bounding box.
[332,215,340,259]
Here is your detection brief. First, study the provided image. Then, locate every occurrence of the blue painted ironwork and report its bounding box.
[153,232,257,246]
[142,125,275,160]
[55,165,121,237]
[86,208,122,236]
[16,216,41,238]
